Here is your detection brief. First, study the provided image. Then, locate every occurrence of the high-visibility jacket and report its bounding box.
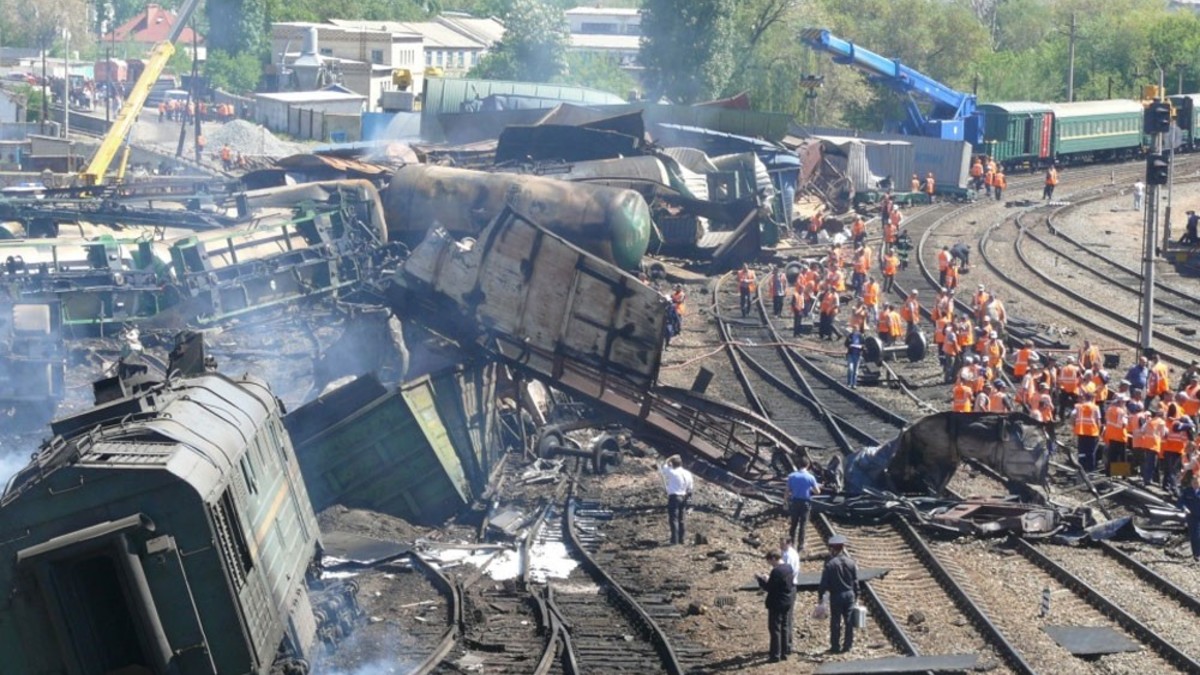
[828,269,846,292]
[945,266,959,289]
[1132,417,1166,452]
[1036,399,1056,422]
[974,291,990,312]
[971,367,987,394]
[1058,365,1080,394]
[672,290,686,315]
[984,169,995,187]
[1127,410,1145,436]
[851,218,866,239]
[848,305,867,330]
[887,310,904,338]
[863,282,880,308]
[1017,376,1036,406]
[1045,168,1058,186]
[791,290,807,314]
[882,255,899,276]
[738,269,757,293]
[901,298,920,324]
[938,249,952,272]
[1163,423,1192,454]
[877,311,893,336]
[957,320,975,347]
[994,172,1007,190]
[990,392,1010,412]
[860,246,872,270]
[883,222,898,244]
[952,383,973,412]
[809,212,823,233]
[819,292,838,316]
[911,176,921,191]
[1148,362,1170,397]
[934,316,949,345]
[1103,404,1129,443]
[853,254,870,275]
[1079,345,1101,370]
[1014,348,1035,377]
[889,209,903,228]
[987,341,1005,369]
[1073,402,1101,437]
[943,332,960,356]
[924,175,936,195]
[1185,384,1200,417]
[970,161,983,178]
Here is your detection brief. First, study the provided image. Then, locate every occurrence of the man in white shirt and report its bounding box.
[779,538,801,657]
[661,455,694,545]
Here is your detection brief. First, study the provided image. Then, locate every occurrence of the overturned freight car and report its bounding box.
[0,353,358,674]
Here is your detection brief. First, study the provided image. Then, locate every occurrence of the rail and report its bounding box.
[407,550,463,675]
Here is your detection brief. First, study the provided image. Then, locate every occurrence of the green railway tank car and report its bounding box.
[0,366,325,674]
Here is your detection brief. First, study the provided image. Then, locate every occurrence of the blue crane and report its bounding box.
[800,28,983,145]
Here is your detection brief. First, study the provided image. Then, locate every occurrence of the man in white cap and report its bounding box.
[817,534,859,654]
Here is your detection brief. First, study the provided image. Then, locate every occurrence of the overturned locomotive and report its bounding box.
[0,342,357,674]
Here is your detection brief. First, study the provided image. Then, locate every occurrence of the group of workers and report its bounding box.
[968,155,1010,200]
[157,99,239,124]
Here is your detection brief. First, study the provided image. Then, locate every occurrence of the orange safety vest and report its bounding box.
[1014,348,1034,377]
[1185,384,1200,417]
[1046,169,1058,186]
[1127,410,1146,436]
[791,290,806,314]
[672,290,686,315]
[820,293,838,315]
[990,391,1009,412]
[852,218,866,238]
[994,172,1007,190]
[945,266,959,289]
[943,332,960,356]
[853,254,869,275]
[888,310,903,338]
[1080,345,1100,370]
[938,250,952,272]
[884,222,897,244]
[828,269,846,292]
[1058,365,1080,394]
[1073,402,1101,437]
[952,383,973,412]
[957,320,975,347]
[934,316,949,345]
[738,269,757,293]
[1132,417,1165,452]
[863,282,880,307]
[924,176,936,195]
[901,298,920,324]
[1103,404,1129,442]
[877,311,893,335]
[848,305,867,330]
[970,161,983,178]
[770,273,787,299]
[1148,363,1170,397]
[883,255,899,276]
[987,341,1004,368]
[1163,424,1190,454]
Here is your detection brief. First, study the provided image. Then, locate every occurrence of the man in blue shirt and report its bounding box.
[1125,356,1149,393]
[786,457,821,551]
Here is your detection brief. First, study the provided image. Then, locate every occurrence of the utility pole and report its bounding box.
[1067,13,1077,102]
[64,28,70,147]
[1140,69,1167,353]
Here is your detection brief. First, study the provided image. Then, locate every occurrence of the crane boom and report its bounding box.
[80,0,201,187]
[799,28,982,145]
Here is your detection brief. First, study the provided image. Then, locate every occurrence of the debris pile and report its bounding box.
[206,119,309,157]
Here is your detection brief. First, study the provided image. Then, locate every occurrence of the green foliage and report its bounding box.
[205,49,262,94]
[206,0,267,55]
[640,0,736,103]
[267,0,430,23]
[470,0,568,82]
[553,52,636,98]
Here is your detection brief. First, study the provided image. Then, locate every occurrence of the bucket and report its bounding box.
[851,604,867,629]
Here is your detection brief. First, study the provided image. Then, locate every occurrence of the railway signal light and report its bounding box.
[1144,100,1173,134]
[1179,98,1194,131]
[1146,152,1170,186]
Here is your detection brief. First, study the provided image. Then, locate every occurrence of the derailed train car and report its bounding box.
[0,352,357,674]
[383,165,653,271]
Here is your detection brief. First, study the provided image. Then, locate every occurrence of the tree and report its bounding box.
[206,0,268,55]
[640,0,736,103]
[205,49,262,94]
[470,0,568,82]
[554,52,636,98]
[2,0,90,51]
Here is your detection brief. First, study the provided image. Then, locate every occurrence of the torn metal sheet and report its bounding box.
[322,531,411,566]
[928,499,1061,537]
[814,654,979,674]
[1043,625,1141,656]
[846,412,1051,496]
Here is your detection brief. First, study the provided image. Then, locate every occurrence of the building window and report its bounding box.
[456,51,464,68]
[581,22,618,34]
[425,51,432,66]
[320,47,333,56]
[437,50,444,66]
[371,48,384,64]
[624,23,640,35]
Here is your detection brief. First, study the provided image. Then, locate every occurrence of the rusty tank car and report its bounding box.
[382,165,652,270]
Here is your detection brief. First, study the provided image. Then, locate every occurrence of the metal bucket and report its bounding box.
[851,604,868,629]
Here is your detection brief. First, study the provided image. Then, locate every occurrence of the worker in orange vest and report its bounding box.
[1147,352,1171,398]
[1013,339,1037,378]
[847,299,867,334]
[985,331,1005,370]
[220,143,233,170]
[1103,399,1130,475]
[1078,339,1101,372]
[993,168,1007,201]
[807,211,824,243]
[900,290,921,332]
[886,304,904,344]
[671,284,687,317]
[936,246,952,288]
[1043,165,1059,200]
[969,157,984,192]
[1133,409,1168,488]
[1058,356,1082,413]
[851,245,870,296]
[738,264,757,317]
[931,288,953,323]
[952,380,973,412]
[941,323,961,383]
[769,266,788,318]
[881,250,899,294]
[910,173,921,192]
[818,288,839,341]
[851,215,867,245]
[990,380,1013,412]
[972,284,991,323]
[1073,392,1103,471]
[877,304,896,345]
[791,282,812,337]
[1034,384,1056,425]
[862,276,880,326]
[1162,416,1195,496]
[923,171,936,203]
[944,261,960,291]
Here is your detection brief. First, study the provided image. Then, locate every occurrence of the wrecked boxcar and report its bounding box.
[0,302,64,417]
[382,165,652,270]
[844,412,1052,496]
[0,341,359,674]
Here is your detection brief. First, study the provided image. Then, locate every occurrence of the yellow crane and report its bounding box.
[79,0,200,187]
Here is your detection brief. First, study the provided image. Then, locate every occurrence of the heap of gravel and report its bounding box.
[205,119,309,158]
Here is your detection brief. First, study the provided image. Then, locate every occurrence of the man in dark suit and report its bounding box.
[756,550,796,662]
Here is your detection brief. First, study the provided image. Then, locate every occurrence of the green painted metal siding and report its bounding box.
[979,103,1052,163]
[1050,101,1144,155]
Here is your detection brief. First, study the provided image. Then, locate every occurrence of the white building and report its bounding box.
[255,89,367,137]
[271,22,425,111]
[330,14,505,78]
[564,7,640,68]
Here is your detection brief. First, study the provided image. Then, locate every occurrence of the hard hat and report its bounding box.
[990,331,998,338]
[978,284,986,290]
[828,535,848,546]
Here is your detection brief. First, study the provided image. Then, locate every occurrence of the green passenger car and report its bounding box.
[1048,100,1144,160]
[977,102,1054,168]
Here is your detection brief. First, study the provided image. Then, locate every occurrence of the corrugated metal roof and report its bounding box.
[570,34,640,50]
[1047,100,1144,116]
[257,90,366,103]
[437,16,506,45]
[978,101,1054,114]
